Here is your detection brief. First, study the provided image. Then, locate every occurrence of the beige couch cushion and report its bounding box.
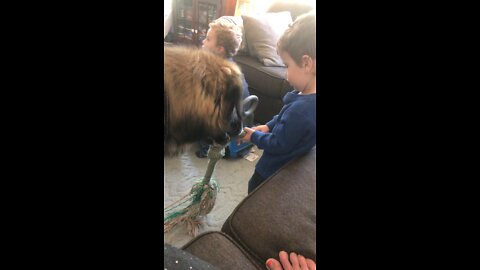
[222,147,316,263]
[241,12,292,67]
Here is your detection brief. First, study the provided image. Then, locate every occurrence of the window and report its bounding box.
[235,0,316,16]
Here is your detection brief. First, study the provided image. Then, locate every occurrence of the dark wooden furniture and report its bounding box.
[172,0,237,46]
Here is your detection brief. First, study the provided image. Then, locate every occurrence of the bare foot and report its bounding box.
[266,251,316,270]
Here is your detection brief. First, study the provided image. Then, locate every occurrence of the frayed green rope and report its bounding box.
[164,144,224,235]
[163,177,220,223]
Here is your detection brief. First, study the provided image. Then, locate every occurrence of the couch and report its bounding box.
[166,147,316,270]
[219,1,314,124]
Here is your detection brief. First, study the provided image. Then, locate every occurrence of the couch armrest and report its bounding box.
[222,147,316,263]
[165,243,220,270]
[182,232,262,270]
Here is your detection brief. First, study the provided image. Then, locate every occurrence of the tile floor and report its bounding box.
[164,144,262,248]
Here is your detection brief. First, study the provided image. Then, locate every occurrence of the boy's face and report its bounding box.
[202,29,225,57]
[280,51,310,92]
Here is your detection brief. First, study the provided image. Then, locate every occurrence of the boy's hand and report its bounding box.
[237,127,255,145]
[252,125,269,133]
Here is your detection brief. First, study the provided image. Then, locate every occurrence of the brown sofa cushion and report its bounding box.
[222,147,316,263]
[233,55,293,124]
[233,55,292,99]
[182,231,262,270]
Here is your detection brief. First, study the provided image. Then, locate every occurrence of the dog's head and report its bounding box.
[164,47,245,154]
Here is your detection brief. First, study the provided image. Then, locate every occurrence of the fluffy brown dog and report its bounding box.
[164,46,244,155]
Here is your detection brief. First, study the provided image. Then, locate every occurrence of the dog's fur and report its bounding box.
[164,46,244,155]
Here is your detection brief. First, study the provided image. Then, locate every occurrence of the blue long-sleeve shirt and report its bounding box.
[251,90,316,179]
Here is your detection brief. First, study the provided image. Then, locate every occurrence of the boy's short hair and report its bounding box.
[277,12,316,66]
[209,19,242,58]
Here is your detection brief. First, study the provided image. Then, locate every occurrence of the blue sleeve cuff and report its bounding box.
[250,131,260,145]
[266,120,275,131]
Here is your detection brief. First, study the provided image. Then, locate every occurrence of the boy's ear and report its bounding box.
[217,46,226,56]
[302,55,311,67]
[302,55,315,73]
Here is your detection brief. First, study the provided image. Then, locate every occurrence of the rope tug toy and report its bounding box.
[164,143,225,236]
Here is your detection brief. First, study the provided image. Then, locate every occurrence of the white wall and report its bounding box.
[164,0,173,38]
[164,0,172,15]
